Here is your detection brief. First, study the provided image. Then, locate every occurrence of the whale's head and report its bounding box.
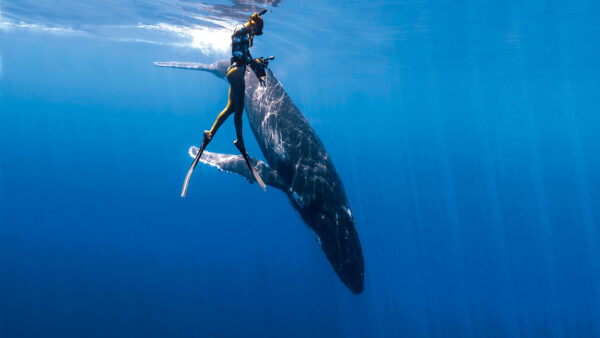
[314,207,364,294]
[291,177,364,294]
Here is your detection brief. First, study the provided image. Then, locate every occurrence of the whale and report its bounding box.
[155,60,364,294]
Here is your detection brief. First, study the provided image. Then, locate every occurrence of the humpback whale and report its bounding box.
[155,60,364,294]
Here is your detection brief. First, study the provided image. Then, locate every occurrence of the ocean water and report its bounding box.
[1,0,599,337]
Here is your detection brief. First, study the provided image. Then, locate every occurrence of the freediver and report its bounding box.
[182,10,272,197]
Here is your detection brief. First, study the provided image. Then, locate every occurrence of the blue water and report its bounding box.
[1,0,599,337]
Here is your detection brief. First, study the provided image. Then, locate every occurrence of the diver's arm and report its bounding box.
[243,32,265,84]
[244,31,254,64]
[249,57,271,86]
[246,50,254,65]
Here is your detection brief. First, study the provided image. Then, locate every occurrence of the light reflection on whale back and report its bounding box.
[244,68,365,294]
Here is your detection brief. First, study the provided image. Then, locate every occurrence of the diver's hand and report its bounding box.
[256,56,274,67]
[250,57,270,86]
[253,58,267,68]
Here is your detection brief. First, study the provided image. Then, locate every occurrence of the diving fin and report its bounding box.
[234,140,266,191]
[181,131,212,197]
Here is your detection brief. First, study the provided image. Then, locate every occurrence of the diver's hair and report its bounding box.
[248,9,266,46]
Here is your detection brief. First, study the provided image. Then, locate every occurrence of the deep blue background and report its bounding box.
[1,0,599,337]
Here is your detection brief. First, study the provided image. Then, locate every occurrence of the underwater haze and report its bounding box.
[1,0,600,337]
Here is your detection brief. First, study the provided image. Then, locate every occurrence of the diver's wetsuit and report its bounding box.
[206,24,255,145]
[180,15,267,197]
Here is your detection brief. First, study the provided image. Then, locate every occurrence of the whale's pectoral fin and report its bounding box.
[189,146,285,190]
[154,60,229,79]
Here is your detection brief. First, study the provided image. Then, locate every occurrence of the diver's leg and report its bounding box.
[199,67,241,152]
[206,66,243,138]
[233,109,265,190]
[229,66,246,146]
[207,86,235,139]
[230,71,266,191]
[181,70,239,197]
[196,84,236,162]
[192,67,241,167]
[233,108,245,147]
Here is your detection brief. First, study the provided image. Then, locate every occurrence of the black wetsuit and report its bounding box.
[230,24,254,70]
[204,23,256,146]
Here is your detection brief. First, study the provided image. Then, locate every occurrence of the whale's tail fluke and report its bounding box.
[154,60,229,79]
